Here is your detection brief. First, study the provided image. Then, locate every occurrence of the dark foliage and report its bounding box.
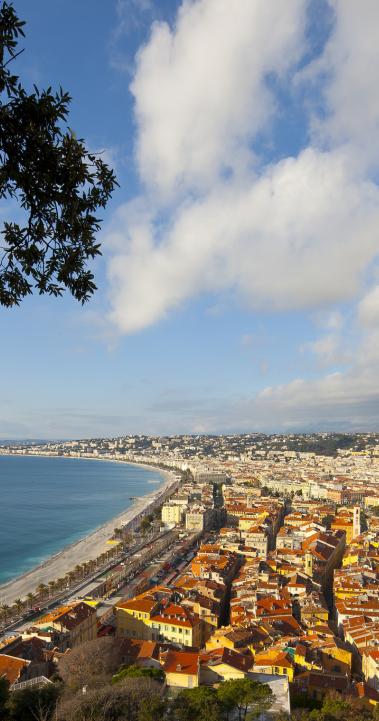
[6,683,60,721]
[0,2,117,307]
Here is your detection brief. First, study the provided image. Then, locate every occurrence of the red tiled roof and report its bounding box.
[0,654,30,684]
[162,649,199,676]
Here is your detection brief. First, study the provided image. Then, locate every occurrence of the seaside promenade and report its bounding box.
[0,465,179,606]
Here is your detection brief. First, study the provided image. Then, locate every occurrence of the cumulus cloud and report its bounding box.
[131,0,305,196]
[103,0,379,430]
[105,0,379,335]
[307,0,379,168]
[108,147,379,332]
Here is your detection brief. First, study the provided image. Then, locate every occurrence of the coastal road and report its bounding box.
[0,529,176,638]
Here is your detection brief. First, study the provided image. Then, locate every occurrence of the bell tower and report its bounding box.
[305,552,313,577]
[353,506,361,539]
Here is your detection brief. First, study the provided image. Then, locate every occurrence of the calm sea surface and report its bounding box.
[0,455,164,585]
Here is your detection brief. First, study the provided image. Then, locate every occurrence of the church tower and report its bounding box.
[305,552,313,577]
[353,506,361,539]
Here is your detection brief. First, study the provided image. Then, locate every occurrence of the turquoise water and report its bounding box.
[0,455,163,585]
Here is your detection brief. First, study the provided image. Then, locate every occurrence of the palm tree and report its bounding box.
[48,580,57,597]
[14,598,24,615]
[26,592,35,609]
[1,603,11,621]
[36,583,48,599]
[82,562,91,577]
[11,603,19,618]
[67,570,76,584]
[74,564,83,579]
[0,604,10,624]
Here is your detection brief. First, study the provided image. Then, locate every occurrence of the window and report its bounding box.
[171,626,175,632]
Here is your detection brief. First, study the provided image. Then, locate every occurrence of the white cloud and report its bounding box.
[107,147,379,332]
[309,0,379,169]
[250,363,379,430]
[358,286,379,328]
[303,333,339,358]
[105,0,379,335]
[145,340,379,431]
[131,0,306,197]
[103,0,379,429]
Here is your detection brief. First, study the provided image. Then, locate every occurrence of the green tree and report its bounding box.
[26,591,35,609]
[112,664,165,684]
[138,695,166,721]
[318,692,373,721]
[0,676,9,720]
[0,603,10,622]
[140,517,151,535]
[171,686,222,721]
[0,2,117,307]
[13,597,24,614]
[36,583,48,598]
[217,678,272,721]
[6,683,60,721]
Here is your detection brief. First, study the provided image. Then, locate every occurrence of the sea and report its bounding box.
[0,455,164,585]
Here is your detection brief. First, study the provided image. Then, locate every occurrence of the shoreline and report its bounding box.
[0,455,178,605]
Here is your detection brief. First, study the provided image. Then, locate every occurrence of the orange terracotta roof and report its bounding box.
[0,654,30,684]
[201,647,253,672]
[254,650,293,669]
[162,649,199,675]
[116,598,157,613]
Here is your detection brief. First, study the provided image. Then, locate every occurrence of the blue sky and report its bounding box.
[1,0,379,439]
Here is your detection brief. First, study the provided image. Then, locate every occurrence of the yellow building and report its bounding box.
[161,649,199,688]
[331,508,360,544]
[238,511,269,532]
[115,593,202,647]
[253,650,294,682]
[294,640,351,675]
[342,550,359,567]
[362,649,379,692]
[161,503,183,525]
[200,647,253,684]
[205,625,269,655]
